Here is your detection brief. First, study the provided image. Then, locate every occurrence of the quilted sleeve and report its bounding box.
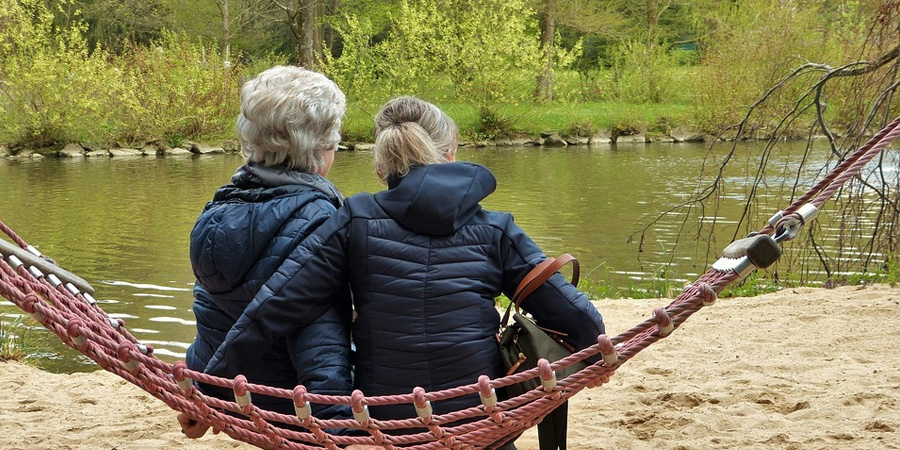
[204,209,353,379]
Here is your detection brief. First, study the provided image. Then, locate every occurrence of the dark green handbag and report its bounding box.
[498,254,586,450]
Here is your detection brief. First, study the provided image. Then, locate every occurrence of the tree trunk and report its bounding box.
[324,0,340,57]
[534,0,556,101]
[221,0,232,66]
[314,0,325,64]
[646,0,658,31]
[294,0,318,68]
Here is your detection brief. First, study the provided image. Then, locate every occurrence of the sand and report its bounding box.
[2,283,899,450]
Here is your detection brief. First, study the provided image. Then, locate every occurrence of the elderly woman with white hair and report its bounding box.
[179,66,352,437]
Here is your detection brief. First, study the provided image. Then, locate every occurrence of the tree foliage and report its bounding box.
[74,0,173,51]
[0,0,894,148]
[322,0,542,106]
[691,0,863,133]
[122,30,242,143]
[0,0,128,146]
[0,0,244,147]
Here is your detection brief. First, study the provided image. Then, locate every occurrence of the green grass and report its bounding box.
[342,100,695,143]
[0,317,43,364]
[337,65,701,143]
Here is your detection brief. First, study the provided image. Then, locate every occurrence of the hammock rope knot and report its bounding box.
[116,342,141,373]
[412,386,434,423]
[349,389,395,449]
[697,282,717,306]
[537,359,557,392]
[234,374,252,408]
[477,375,498,411]
[292,385,312,420]
[21,292,41,315]
[653,307,674,336]
[597,334,618,365]
[350,389,373,425]
[65,319,88,348]
[309,422,333,447]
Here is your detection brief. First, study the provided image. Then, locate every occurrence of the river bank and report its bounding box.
[0,126,718,159]
[2,283,898,449]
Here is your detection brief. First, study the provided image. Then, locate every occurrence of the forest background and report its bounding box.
[0,0,892,149]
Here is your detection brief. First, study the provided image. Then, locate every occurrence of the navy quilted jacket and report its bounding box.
[207,162,605,420]
[186,162,352,420]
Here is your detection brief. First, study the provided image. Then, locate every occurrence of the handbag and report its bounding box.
[498,254,587,450]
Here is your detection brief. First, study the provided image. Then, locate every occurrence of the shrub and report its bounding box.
[564,119,595,138]
[477,106,517,140]
[0,0,132,146]
[612,37,681,104]
[320,14,385,102]
[322,0,542,107]
[690,0,857,133]
[0,1,244,147]
[120,30,242,144]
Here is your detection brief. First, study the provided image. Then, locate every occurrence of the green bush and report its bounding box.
[121,31,242,144]
[613,38,682,104]
[477,107,517,140]
[322,0,541,107]
[0,1,244,148]
[563,119,595,138]
[321,14,386,103]
[0,0,131,146]
[690,0,856,133]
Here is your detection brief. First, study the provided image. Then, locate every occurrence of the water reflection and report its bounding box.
[0,142,892,371]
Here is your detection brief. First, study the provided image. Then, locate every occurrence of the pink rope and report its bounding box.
[0,221,27,248]
[0,219,740,449]
[1,116,897,449]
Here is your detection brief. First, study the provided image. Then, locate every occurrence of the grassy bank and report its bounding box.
[0,67,703,151]
[341,99,697,144]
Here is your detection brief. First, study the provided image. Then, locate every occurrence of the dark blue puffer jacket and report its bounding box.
[186,162,352,420]
[206,162,605,421]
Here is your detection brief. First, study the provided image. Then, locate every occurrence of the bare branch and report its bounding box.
[640,37,900,286]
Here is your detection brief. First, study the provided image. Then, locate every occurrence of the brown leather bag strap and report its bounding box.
[501,254,580,326]
[512,253,579,307]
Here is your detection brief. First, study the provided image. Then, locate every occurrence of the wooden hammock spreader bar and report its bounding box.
[0,116,898,449]
[0,232,95,295]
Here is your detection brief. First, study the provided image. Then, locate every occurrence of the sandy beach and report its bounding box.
[2,283,899,449]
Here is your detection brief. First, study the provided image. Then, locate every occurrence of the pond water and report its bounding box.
[0,142,891,371]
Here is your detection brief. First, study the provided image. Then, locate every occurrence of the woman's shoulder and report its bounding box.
[342,191,381,213]
[472,208,516,227]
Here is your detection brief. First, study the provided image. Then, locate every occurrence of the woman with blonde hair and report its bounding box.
[206,96,605,449]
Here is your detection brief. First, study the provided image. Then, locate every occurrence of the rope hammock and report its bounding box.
[1,115,899,450]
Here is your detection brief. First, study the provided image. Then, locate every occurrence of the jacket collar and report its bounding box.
[217,161,344,206]
[375,162,496,235]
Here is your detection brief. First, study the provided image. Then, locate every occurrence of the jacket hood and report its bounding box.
[217,162,344,205]
[374,162,497,235]
[191,163,342,294]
